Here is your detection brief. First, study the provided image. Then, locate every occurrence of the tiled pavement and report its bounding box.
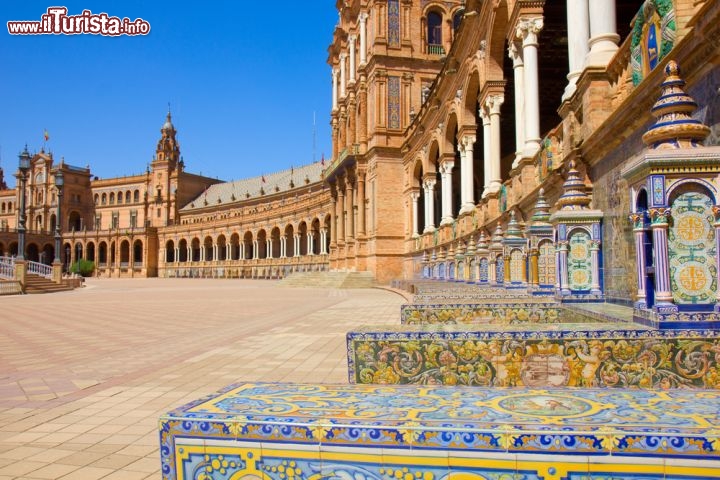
[0,278,403,479]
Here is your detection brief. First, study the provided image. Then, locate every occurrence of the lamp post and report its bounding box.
[15,146,31,261]
[52,169,64,283]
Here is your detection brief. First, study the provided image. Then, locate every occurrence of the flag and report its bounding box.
[43,129,49,142]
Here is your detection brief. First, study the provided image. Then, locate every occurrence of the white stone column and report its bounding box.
[590,240,602,295]
[307,233,314,256]
[213,244,218,261]
[508,42,525,168]
[320,228,328,254]
[411,191,420,237]
[423,178,436,233]
[240,242,245,260]
[460,135,476,214]
[253,240,259,259]
[266,239,272,259]
[226,244,231,261]
[200,246,205,262]
[349,35,357,84]
[480,106,492,198]
[359,13,368,65]
[295,234,301,256]
[586,0,619,67]
[340,53,347,98]
[332,69,339,111]
[174,247,179,263]
[439,160,455,226]
[487,95,504,193]
[516,17,543,158]
[280,236,286,258]
[563,0,590,100]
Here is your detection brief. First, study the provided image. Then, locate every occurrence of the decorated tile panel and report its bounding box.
[160,382,720,480]
[400,303,599,325]
[347,328,720,388]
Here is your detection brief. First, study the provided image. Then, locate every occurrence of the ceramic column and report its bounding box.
[529,248,539,287]
[439,160,455,225]
[590,240,602,295]
[714,206,720,310]
[649,208,675,310]
[411,191,420,237]
[630,213,647,307]
[586,0,619,67]
[460,135,476,214]
[423,178,436,232]
[487,95,504,193]
[508,42,525,168]
[558,241,570,295]
[480,106,492,197]
[564,0,590,100]
[504,255,511,284]
[516,17,543,158]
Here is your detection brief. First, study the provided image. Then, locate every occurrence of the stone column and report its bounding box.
[340,53,347,98]
[439,160,455,226]
[347,98,357,146]
[480,106,492,198]
[359,13,368,65]
[504,255,511,284]
[563,0,590,100]
[508,42,526,168]
[487,95,504,193]
[175,246,180,263]
[330,193,338,248]
[349,35,357,84]
[321,228,329,254]
[307,233,314,256]
[266,239,273,259]
[253,240,259,259]
[649,208,675,310]
[423,178,436,233]
[516,17,543,158]
[357,170,366,237]
[590,240,602,295]
[460,135,476,214]
[337,183,346,243]
[280,236,286,258]
[586,0,619,67]
[295,234,301,257]
[240,242,245,260]
[411,191,420,237]
[332,69,339,111]
[345,175,354,241]
[630,213,647,307]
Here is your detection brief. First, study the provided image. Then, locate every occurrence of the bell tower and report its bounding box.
[149,110,182,227]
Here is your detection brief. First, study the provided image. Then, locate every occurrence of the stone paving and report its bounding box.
[0,279,404,479]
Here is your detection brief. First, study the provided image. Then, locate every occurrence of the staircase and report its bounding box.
[23,274,75,294]
[279,271,376,289]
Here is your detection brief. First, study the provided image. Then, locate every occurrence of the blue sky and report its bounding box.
[0,1,336,186]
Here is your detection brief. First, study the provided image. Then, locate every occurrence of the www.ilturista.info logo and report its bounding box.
[7,7,150,36]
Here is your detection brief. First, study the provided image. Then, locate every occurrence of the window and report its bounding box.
[130,211,137,229]
[133,190,140,203]
[112,212,119,229]
[427,11,443,54]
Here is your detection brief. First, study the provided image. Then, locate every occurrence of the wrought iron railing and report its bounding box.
[427,44,445,55]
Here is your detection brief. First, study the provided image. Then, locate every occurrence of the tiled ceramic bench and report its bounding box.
[347,325,720,389]
[159,382,720,480]
[400,302,599,325]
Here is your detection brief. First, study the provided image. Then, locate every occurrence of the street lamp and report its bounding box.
[53,170,64,263]
[15,146,31,261]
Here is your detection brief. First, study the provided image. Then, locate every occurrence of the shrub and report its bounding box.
[69,259,95,277]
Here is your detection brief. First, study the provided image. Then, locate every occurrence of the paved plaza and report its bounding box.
[0,279,404,479]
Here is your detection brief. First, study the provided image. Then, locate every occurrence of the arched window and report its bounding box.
[102,193,107,205]
[117,191,123,204]
[133,240,143,265]
[427,11,443,54]
[109,192,115,204]
[133,190,140,203]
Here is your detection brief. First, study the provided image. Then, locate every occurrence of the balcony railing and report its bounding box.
[427,44,445,55]
[0,256,14,279]
[27,260,52,279]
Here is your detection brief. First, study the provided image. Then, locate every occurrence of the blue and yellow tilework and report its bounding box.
[159,382,720,480]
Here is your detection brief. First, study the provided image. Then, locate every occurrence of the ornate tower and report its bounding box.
[149,111,183,227]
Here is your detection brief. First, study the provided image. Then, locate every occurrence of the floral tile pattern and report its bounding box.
[159,382,720,480]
